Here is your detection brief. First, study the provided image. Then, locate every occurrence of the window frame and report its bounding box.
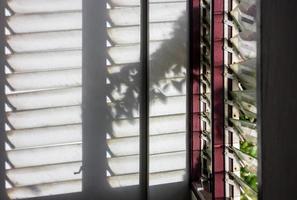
[0,0,6,199]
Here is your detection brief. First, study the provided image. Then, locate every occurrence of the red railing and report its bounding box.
[190,0,201,183]
[212,0,225,199]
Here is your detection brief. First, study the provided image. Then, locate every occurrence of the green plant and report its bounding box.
[240,167,258,192]
[240,140,257,158]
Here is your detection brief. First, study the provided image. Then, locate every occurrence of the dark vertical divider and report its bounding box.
[212,0,225,199]
[0,0,8,199]
[82,0,108,199]
[190,0,202,184]
[140,0,149,200]
[260,1,297,200]
[257,0,261,199]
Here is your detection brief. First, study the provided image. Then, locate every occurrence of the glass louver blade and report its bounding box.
[230,146,257,174]
[229,172,257,200]
[230,90,257,118]
[230,2,256,32]
[229,58,256,89]
[230,31,257,59]
[229,118,257,144]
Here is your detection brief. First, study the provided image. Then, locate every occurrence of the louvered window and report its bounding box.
[3,0,82,199]
[224,0,258,199]
[190,0,258,199]
[0,0,189,199]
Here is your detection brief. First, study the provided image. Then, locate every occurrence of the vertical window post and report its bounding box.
[140,0,149,199]
[211,0,225,198]
[0,0,7,199]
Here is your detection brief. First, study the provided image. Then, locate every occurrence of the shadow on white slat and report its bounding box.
[7,169,185,199]
[7,180,82,199]
[107,170,186,188]
[7,76,186,111]
[108,132,186,156]
[108,22,175,44]
[6,95,186,129]
[7,152,185,186]
[108,3,185,26]
[7,114,186,149]
[110,0,186,6]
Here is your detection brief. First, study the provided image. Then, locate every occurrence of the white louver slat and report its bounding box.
[7,12,82,33]
[108,22,176,44]
[7,51,82,73]
[109,169,186,188]
[7,162,83,187]
[7,0,81,14]
[7,69,82,91]
[4,0,188,199]
[110,0,185,6]
[7,87,82,110]
[7,30,82,53]
[7,144,82,168]
[108,3,185,25]
[7,124,82,148]
[7,180,82,200]
[7,106,81,129]
[108,132,186,156]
